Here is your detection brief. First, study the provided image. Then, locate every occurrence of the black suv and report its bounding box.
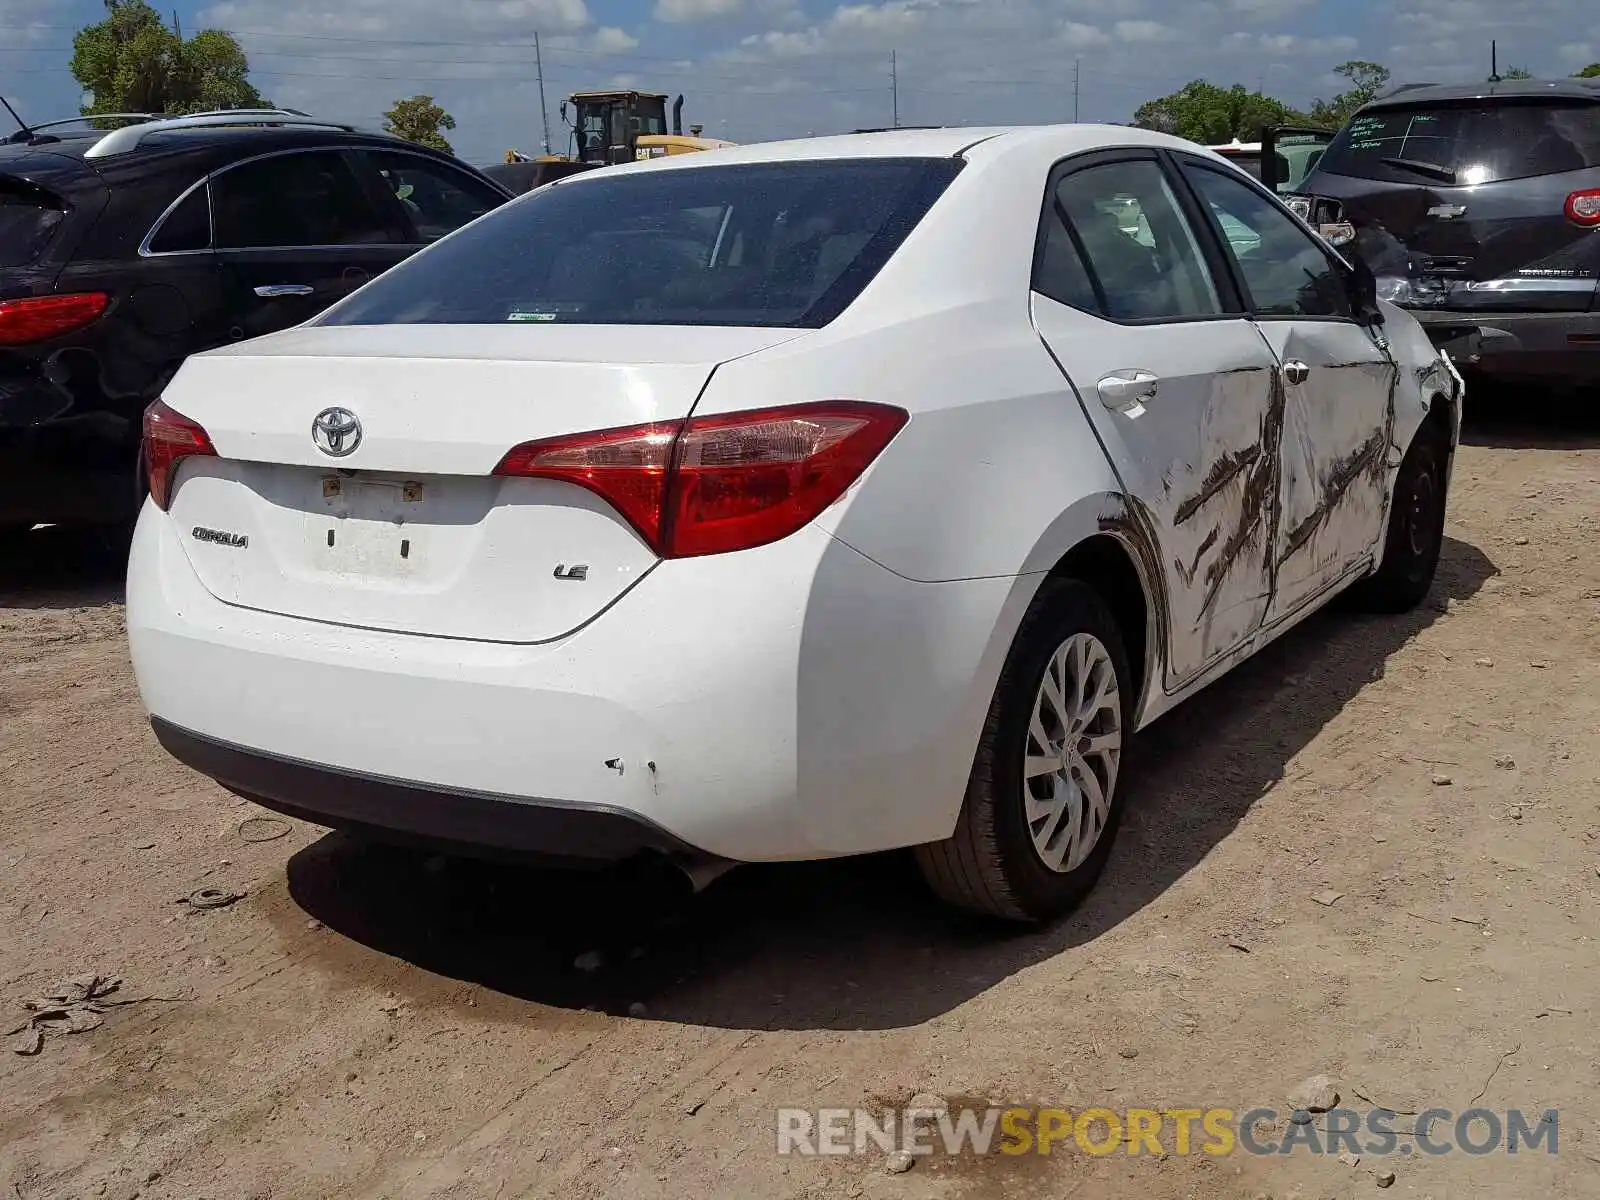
[0,110,513,537]
[1287,79,1600,388]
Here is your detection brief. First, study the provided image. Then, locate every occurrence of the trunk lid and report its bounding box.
[1299,97,1600,313]
[160,323,804,643]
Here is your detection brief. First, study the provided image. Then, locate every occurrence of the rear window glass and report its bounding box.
[147,186,210,252]
[1318,102,1600,185]
[0,180,67,267]
[318,157,963,330]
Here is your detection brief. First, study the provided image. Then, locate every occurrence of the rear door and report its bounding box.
[357,149,510,244]
[1177,156,1396,625]
[209,148,411,342]
[1029,150,1284,688]
[1301,99,1600,312]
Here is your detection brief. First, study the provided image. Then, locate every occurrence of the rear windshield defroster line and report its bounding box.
[317,157,965,331]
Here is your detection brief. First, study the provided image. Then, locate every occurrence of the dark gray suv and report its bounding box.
[1288,78,1600,388]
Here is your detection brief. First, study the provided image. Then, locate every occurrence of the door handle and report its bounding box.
[1283,359,1311,385]
[1097,370,1159,410]
[253,283,314,298]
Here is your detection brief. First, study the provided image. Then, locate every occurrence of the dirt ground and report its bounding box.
[5,394,1600,1200]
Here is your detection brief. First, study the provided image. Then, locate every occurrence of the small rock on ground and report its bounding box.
[1374,1168,1397,1187]
[883,1150,915,1174]
[1286,1073,1340,1113]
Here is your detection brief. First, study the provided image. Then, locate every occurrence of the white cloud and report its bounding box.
[590,25,639,52]
[1223,0,1312,19]
[739,28,824,56]
[828,1,927,37]
[1058,21,1111,49]
[1557,42,1595,66]
[1255,32,1357,55]
[1114,19,1178,42]
[653,0,743,22]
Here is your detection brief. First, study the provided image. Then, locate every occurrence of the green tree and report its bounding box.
[384,95,456,153]
[1306,59,1391,128]
[70,0,266,117]
[1132,81,1305,144]
[1574,63,1600,78]
[1499,66,1534,80]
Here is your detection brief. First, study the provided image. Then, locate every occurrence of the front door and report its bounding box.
[1030,151,1286,689]
[1178,158,1397,625]
[207,148,410,342]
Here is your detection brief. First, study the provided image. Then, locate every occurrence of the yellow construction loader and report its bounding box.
[487,90,733,194]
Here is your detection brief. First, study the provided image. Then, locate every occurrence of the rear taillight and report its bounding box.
[1565,189,1600,228]
[0,292,109,346]
[494,401,908,558]
[142,400,216,511]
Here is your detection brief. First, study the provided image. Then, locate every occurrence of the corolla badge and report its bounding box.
[311,407,362,457]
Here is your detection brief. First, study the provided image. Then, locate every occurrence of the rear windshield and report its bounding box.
[1318,101,1600,185]
[318,157,962,329]
[0,178,67,267]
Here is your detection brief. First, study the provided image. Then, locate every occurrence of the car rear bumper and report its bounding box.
[1407,309,1600,382]
[127,501,1026,864]
[150,716,709,867]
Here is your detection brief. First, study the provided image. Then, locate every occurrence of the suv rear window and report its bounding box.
[0,178,67,267]
[1318,101,1600,185]
[318,157,963,330]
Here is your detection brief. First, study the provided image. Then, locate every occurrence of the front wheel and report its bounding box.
[915,579,1133,923]
[1348,421,1449,613]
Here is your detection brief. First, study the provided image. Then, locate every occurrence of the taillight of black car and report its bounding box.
[0,292,110,347]
[1566,189,1600,228]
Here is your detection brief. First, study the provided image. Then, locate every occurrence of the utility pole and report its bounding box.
[891,50,899,128]
[1073,58,1080,122]
[535,31,552,155]
[172,9,181,38]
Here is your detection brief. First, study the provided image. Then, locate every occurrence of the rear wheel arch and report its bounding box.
[1044,533,1152,720]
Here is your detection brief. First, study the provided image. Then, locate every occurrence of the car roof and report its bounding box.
[1365,78,1600,109]
[579,123,1209,174]
[1,121,410,165]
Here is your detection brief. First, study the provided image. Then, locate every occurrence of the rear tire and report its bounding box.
[915,579,1133,924]
[1349,419,1449,613]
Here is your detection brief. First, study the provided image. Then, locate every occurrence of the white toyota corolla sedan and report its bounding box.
[127,124,1462,923]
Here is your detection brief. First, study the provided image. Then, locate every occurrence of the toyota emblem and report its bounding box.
[311,407,362,457]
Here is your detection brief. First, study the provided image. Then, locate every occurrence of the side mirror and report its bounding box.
[1347,250,1384,326]
[1318,221,1356,247]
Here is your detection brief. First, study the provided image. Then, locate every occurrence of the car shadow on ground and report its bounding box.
[285,533,1497,1032]
[0,526,126,610]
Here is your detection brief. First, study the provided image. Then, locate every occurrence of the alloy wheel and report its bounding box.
[1022,632,1123,873]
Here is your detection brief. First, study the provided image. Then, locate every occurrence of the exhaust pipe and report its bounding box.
[672,95,684,136]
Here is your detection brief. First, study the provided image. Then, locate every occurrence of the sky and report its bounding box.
[2,0,1598,166]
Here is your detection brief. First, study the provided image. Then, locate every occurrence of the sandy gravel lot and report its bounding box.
[4,396,1600,1200]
